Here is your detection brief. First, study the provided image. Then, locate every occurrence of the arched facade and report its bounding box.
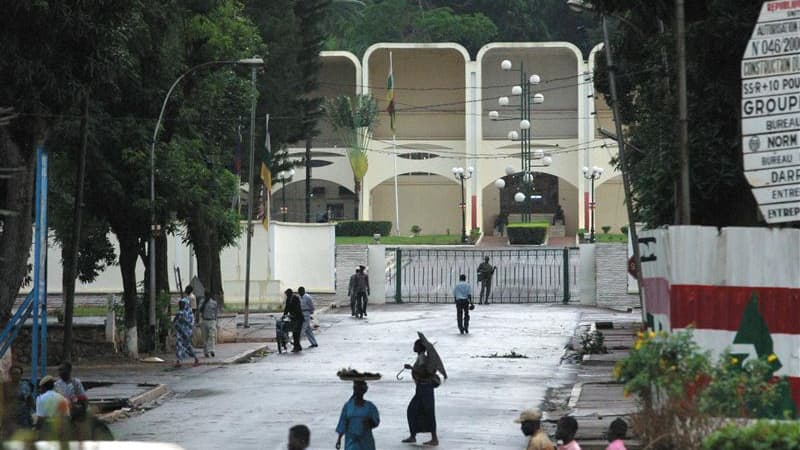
[282,43,629,239]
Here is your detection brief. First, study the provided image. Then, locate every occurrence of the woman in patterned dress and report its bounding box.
[174,298,199,368]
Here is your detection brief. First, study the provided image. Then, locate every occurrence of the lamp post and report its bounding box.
[150,57,263,344]
[452,166,473,243]
[277,169,295,222]
[582,166,604,242]
[489,59,545,223]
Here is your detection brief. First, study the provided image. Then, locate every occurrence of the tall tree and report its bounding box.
[0,1,140,361]
[589,0,761,227]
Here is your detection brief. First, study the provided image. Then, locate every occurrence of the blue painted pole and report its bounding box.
[31,147,49,388]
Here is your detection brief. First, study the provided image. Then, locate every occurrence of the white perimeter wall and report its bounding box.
[22,221,336,301]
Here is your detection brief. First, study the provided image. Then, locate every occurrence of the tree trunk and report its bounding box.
[0,127,37,329]
[156,232,170,295]
[192,223,214,303]
[210,239,225,309]
[305,137,312,223]
[62,93,90,362]
[117,230,139,358]
[353,178,361,220]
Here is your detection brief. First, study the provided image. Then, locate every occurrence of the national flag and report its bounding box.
[386,53,396,133]
[260,114,272,231]
[234,122,242,176]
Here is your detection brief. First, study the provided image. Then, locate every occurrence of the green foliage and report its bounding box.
[601,225,611,234]
[620,225,629,235]
[506,222,548,245]
[595,233,626,243]
[580,330,608,355]
[323,0,600,57]
[336,234,462,245]
[703,421,800,450]
[700,351,795,419]
[410,224,422,235]
[335,220,392,236]
[591,0,763,227]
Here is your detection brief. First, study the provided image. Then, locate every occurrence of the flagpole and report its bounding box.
[390,52,400,236]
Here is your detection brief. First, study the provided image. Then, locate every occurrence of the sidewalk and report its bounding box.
[559,310,641,450]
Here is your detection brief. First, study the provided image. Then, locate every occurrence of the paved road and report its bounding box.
[112,304,579,450]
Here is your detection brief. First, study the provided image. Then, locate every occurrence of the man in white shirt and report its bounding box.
[298,287,318,348]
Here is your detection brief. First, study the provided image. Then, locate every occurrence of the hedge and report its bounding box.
[335,220,392,237]
[703,421,800,450]
[506,222,548,245]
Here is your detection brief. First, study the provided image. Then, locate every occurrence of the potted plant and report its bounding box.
[602,225,612,234]
[577,228,586,242]
[410,225,421,237]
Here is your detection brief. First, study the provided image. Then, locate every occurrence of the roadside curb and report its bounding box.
[130,383,169,408]
[222,343,271,364]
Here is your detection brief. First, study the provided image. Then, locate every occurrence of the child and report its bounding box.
[555,416,581,450]
[605,418,628,450]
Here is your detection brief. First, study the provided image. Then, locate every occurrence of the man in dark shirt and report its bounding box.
[354,265,370,318]
[283,288,304,352]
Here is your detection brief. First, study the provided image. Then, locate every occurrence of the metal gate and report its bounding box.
[385,247,579,303]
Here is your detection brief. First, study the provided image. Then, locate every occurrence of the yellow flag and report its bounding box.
[260,162,271,230]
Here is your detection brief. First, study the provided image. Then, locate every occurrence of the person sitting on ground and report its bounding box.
[34,375,70,438]
[288,424,310,450]
[9,365,33,430]
[515,409,554,450]
[555,416,581,450]
[54,362,88,419]
[605,418,628,450]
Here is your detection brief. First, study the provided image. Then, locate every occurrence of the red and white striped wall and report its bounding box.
[638,226,800,408]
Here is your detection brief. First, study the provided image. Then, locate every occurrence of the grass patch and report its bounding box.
[595,233,627,243]
[336,235,464,245]
[72,306,108,317]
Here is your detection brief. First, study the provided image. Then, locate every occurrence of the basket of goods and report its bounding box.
[337,367,382,381]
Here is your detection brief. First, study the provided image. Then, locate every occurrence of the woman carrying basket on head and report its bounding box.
[402,332,447,447]
[335,380,380,450]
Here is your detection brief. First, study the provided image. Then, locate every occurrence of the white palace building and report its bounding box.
[274,42,626,240]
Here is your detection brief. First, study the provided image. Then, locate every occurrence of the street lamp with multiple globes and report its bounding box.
[452,166,474,243]
[149,57,263,346]
[582,166,604,243]
[276,169,296,222]
[489,59,546,222]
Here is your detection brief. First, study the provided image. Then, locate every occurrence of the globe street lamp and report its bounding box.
[149,57,263,342]
[582,166,604,243]
[488,58,545,222]
[276,169,295,222]
[452,166,474,243]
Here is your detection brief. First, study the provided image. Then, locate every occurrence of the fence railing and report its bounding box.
[385,247,580,303]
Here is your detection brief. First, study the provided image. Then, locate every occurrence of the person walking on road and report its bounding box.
[453,274,473,334]
[402,332,446,447]
[298,287,318,348]
[354,266,370,319]
[183,285,198,323]
[477,256,496,304]
[348,268,359,317]
[335,380,380,450]
[200,295,218,358]
[515,409,554,450]
[173,298,199,368]
[283,288,304,353]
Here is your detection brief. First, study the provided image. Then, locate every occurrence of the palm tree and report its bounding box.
[324,95,379,219]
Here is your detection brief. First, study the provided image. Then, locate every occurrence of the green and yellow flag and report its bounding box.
[386,53,396,133]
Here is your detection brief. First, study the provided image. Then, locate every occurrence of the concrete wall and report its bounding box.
[270,222,336,293]
[638,226,800,409]
[594,175,626,234]
[594,243,638,310]
[370,174,461,235]
[23,221,336,303]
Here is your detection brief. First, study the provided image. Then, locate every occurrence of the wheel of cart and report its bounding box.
[275,316,291,353]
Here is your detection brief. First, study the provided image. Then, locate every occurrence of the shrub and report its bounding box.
[506,222,548,245]
[602,225,612,234]
[580,330,608,355]
[703,421,800,450]
[620,225,629,235]
[335,221,392,236]
[410,225,422,236]
[577,228,586,241]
